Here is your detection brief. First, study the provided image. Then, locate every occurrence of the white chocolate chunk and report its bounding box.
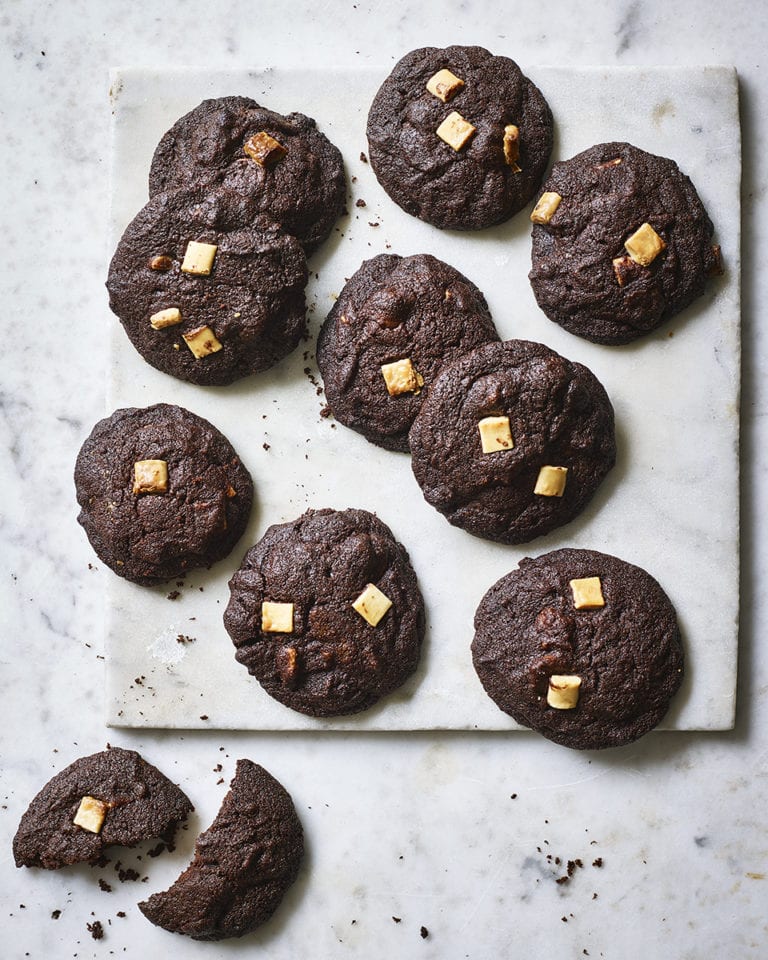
[503,124,521,171]
[243,131,288,167]
[478,416,514,453]
[133,459,168,495]
[261,601,294,633]
[182,325,223,358]
[436,111,476,151]
[569,576,606,609]
[149,307,182,330]
[547,675,582,710]
[352,583,392,627]
[73,796,108,834]
[534,465,568,497]
[624,222,666,267]
[530,192,562,225]
[181,240,217,275]
[381,358,424,396]
[426,68,465,103]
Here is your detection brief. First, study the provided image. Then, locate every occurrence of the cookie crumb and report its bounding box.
[51,909,61,920]
[360,151,368,163]
[420,925,429,938]
[87,920,104,940]
[167,590,181,600]
[98,878,113,893]
[392,916,401,923]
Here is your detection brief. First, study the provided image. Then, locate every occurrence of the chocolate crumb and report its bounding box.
[420,926,429,939]
[98,878,112,893]
[200,715,209,721]
[87,920,104,940]
[356,198,366,208]
[263,442,271,451]
[360,152,368,163]
[392,916,401,923]
[166,589,181,600]
[117,911,126,918]
[51,910,61,920]
[592,857,603,868]
[176,634,195,644]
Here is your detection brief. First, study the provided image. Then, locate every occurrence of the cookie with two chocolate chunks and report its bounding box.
[529,141,721,344]
[74,403,253,585]
[149,96,346,254]
[316,253,499,451]
[13,747,193,869]
[408,340,616,544]
[107,183,308,386]
[366,45,553,230]
[224,508,425,717]
[472,548,684,749]
[139,760,303,941]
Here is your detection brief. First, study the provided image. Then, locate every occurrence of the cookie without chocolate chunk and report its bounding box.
[13,747,193,869]
[366,45,553,230]
[74,403,253,585]
[224,508,425,717]
[139,760,303,941]
[408,340,616,544]
[472,549,684,749]
[316,253,499,451]
[149,96,346,254]
[529,141,721,344]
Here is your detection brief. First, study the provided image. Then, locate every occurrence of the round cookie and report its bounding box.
[224,508,425,717]
[316,253,499,451]
[408,339,616,544]
[366,45,553,230]
[472,549,684,749]
[107,183,308,386]
[148,96,347,253]
[529,141,721,344]
[139,760,303,941]
[75,403,253,585]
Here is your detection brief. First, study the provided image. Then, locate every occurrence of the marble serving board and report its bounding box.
[105,65,740,731]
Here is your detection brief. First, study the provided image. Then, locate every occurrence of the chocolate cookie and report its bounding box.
[316,253,499,451]
[75,403,253,585]
[139,760,303,941]
[408,340,616,544]
[472,549,684,749]
[366,45,553,230]
[13,747,193,869]
[529,141,721,344]
[148,96,346,253]
[224,508,425,717]
[107,183,308,386]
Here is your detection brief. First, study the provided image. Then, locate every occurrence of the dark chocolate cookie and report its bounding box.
[107,183,308,386]
[472,548,684,749]
[75,403,253,585]
[366,45,553,230]
[529,141,721,344]
[224,508,425,717]
[139,760,303,941]
[148,96,346,253]
[316,253,499,451]
[408,340,616,544]
[13,747,193,869]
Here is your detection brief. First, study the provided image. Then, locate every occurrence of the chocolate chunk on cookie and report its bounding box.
[472,549,684,749]
[529,141,721,344]
[408,340,616,544]
[148,96,346,253]
[316,253,499,451]
[366,46,553,230]
[224,508,425,717]
[13,747,193,869]
[75,403,253,585]
[139,760,303,941]
[107,183,308,386]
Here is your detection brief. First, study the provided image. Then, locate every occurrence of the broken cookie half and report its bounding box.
[139,760,304,941]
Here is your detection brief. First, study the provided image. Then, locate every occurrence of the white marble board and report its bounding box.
[106,65,740,731]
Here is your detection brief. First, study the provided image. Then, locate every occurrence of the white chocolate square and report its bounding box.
[547,675,582,710]
[261,601,294,633]
[149,307,182,329]
[73,796,108,834]
[478,416,514,453]
[570,576,606,609]
[381,358,423,396]
[181,240,218,275]
[352,583,392,627]
[436,111,476,151]
[530,192,562,225]
[182,325,223,358]
[133,459,168,495]
[426,68,465,103]
[534,465,568,497]
[624,222,666,267]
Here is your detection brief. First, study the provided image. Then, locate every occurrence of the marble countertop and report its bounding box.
[0,1,765,957]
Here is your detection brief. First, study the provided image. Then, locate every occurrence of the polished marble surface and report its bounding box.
[1,1,765,957]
